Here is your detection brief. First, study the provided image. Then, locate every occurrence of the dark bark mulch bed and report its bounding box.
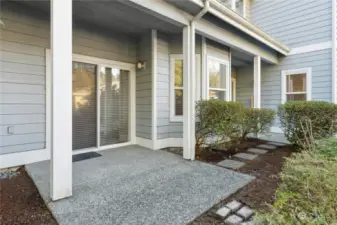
[198,138,267,163]
[0,167,57,225]
[189,142,293,225]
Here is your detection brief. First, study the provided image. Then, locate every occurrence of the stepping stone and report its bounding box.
[247,148,268,155]
[268,141,287,147]
[256,144,277,150]
[225,215,243,225]
[234,153,258,160]
[216,206,231,218]
[237,206,254,219]
[226,200,242,212]
[218,160,245,169]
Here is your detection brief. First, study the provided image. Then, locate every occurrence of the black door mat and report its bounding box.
[72,152,102,162]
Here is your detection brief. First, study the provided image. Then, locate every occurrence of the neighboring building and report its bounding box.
[0,0,336,199]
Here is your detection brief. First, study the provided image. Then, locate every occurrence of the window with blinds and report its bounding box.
[99,67,129,146]
[72,61,97,150]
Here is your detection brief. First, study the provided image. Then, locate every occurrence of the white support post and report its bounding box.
[50,0,73,200]
[231,0,236,11]
[201,36,207,100]
[183,26,193,160]
[190,23,196,161]
[253,56,261,108]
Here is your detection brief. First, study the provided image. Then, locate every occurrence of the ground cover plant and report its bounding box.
[254,138,337,225]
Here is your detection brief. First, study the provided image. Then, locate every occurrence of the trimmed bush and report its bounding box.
[241,108,275,139]
[278,101,337,149]
[254,138,337,225]
[195,100,244,149]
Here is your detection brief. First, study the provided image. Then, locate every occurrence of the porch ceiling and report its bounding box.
[14,0,183,36]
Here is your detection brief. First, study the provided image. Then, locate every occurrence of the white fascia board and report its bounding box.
[207,0,290,55]
[289,41,332,55]
[195,19,279,64]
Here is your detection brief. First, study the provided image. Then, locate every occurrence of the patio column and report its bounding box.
[50,0,73,200]
[253,55,261,108]
[183,25,196,160]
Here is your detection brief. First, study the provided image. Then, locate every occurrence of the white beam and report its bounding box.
[50,0,72,200]
[195,19,279,64]
[253,56,261,108]
[120,0,190,26]
[183,26,193,160]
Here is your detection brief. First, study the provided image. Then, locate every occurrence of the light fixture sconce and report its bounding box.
[136,61,146,69]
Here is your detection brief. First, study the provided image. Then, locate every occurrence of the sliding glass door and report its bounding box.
[71,59,133,151]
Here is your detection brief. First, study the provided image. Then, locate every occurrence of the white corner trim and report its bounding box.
[289,41,332,55]
[156,138,183,149]
[281,67,312,104]
[0,149,50,169]
[136,137,155,149]
[332,0,337,104]
[151,29,158,142]
[270,126,283,134]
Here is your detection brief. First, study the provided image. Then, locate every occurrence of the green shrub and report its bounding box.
[254,138,337,225]
[278,101,337,149]
[241,108,276,139]
[195,100,244,149]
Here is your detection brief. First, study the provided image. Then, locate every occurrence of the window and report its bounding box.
[207,56,230,101]
[282,68,312,103]
[170,54,200,122]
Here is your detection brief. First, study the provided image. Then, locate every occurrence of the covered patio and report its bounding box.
[26,146,253,225]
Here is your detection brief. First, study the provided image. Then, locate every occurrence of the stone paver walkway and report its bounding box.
[247,148,268,154]
[212,141,287,224]
[216,200,254,225]
[234,153,258,160]
[217,160,245,169]
[256,144,277,150]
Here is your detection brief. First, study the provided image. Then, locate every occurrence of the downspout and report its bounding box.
[189,0,209,160]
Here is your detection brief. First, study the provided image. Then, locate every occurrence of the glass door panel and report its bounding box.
[100,67,129,146]
[72,62,97,150]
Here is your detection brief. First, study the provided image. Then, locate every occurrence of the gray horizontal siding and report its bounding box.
[236,49,332,127]
[156,33,171,139]
[0,1,138,154]
[251,0,332,48]
[135,32,152,140]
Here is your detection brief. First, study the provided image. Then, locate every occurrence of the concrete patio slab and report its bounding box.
[26,145,254,225]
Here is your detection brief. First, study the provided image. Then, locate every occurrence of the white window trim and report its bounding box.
[231,77,236,101]
[281,67,312,104]
[206,55,231,101]
[47,50,136,150]
[170,54,201,122]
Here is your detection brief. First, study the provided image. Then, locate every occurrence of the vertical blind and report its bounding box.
[100,67,129,146]
[72,61,97,150]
